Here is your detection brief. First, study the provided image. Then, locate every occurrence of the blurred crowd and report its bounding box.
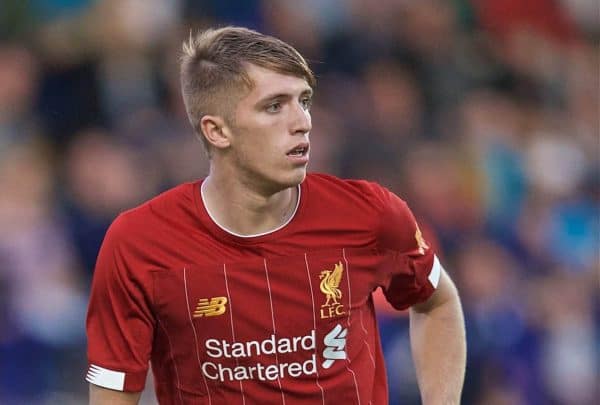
[0,0,598,404]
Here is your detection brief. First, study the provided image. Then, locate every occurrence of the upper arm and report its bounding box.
[410,268,459,314]
[89,384,142,405]
[373,185,444,310]
[86,215,154,392]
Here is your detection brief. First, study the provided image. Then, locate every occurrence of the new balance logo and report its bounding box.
[322,323,347,369]
[194,296,228,318]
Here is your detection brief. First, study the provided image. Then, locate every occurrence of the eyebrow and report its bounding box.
[256,88,313,106]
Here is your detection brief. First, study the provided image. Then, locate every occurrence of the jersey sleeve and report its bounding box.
[372,185,443,310]
[86,214,154,392]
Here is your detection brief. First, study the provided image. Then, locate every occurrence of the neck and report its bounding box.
[201,168,299,237]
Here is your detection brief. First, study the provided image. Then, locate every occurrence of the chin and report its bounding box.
[269,167,307,191]
[287,167,308,186]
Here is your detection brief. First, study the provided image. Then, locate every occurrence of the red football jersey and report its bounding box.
[86,173,442,404]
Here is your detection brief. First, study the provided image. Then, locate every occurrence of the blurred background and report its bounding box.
[0,0,598,404]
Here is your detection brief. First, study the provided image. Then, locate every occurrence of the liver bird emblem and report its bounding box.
[319,262,344,307]
[415,225,429,255]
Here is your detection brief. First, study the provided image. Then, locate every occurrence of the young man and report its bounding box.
[86,27,466,404]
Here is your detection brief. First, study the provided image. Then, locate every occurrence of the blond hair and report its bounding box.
[180,26,316,153]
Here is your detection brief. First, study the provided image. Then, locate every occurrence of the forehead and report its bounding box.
[242,64,311,101]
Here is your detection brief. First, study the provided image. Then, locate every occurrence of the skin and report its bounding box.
[90,386,140,404]
[200,63,314,236]
[410,269,466,404]
[90,63,466,404]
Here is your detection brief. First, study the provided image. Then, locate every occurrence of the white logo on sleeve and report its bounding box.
[322,323,347,369]
[86,364,125,391]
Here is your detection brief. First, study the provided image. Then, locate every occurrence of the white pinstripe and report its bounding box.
[157,317,185,405]
[183,267,212,404]
[304,253,326,405]
[263,259,286,405]
[359,307,376,368]
[342,249,361,405]
[223,264,246,405]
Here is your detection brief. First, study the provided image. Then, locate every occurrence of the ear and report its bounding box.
[199,115,231,150]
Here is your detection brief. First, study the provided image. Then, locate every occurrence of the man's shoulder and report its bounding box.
[95,181,209,272]
[109,181,200,237]
[306,172,379,190]
[305,173,389,208]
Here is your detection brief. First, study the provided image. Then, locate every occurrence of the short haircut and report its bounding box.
[180,26,316,153]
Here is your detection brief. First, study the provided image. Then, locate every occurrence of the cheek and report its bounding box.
[231,116,287,161]
[235,130,277,165]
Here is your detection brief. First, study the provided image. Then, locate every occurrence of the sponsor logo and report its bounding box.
[194,296,228,318]
[199,325,350,382]
[319,262,346,319]
[201,331,317,382]
[322,324,347,369]
[415,225,429,255]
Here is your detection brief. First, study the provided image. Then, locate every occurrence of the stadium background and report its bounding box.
[0,0,597,404]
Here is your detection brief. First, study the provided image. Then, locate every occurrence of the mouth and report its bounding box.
[286,143,309,158]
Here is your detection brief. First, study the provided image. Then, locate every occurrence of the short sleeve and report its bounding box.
[86,214,154,392]
[373,185,442,310]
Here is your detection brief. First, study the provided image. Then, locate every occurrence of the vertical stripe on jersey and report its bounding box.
[342,249,361,405]
[223,264,246,405]
[183,267,212,404]
[157,317,184,405]
[263,259,286,405]
[353,254,376,368]
[359,308,377,368]
[304,253,326,405]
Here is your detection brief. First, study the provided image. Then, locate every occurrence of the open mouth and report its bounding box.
[286,144,309,157]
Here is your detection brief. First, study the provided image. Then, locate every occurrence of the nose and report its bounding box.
[290,102,312,135]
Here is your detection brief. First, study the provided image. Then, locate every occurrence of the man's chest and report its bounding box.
[153,247,386,335]
[149,248,387,383]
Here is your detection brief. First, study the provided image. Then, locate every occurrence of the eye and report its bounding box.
[300,96,312,111]
[266,102,282,113]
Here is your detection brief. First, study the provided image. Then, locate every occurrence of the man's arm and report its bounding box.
[409,269,466,405]
[89,384,141,405]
